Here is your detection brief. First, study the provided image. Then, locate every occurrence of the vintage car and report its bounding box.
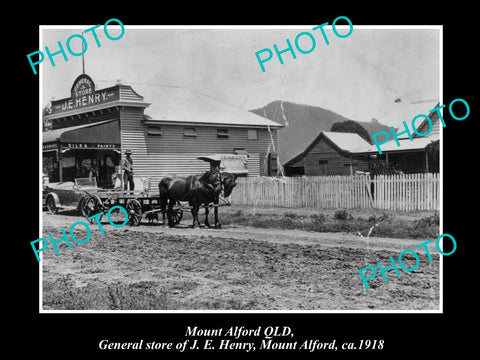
[44,177,99,215]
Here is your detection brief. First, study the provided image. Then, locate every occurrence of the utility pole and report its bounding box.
[81,31,85,74]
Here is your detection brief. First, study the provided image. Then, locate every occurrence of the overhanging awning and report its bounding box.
[42,120,121,149]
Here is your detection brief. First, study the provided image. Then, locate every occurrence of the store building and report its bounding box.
[42,74,283,188]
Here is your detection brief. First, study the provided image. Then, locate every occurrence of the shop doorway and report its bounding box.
[52,150,120,187]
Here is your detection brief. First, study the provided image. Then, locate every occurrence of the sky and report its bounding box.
[40,25,440,128]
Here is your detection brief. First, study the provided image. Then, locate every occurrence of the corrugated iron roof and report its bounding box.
[322,131,373,153]
[364,136,438,153]
[142,85,283,128]
[391,100,439,139]
[284,131,373,166]
[285,130,439,166]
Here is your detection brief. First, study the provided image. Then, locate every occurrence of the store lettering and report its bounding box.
[43,143,57,150]
[66,143,117,149]
[61,91,106,111]
[73,77,94,97]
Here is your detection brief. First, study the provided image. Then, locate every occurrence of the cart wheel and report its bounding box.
[78,196,88,217]
[171,208,183,225]
[46,195,58,215]
[126,199,142,226]
[84,195,105,223]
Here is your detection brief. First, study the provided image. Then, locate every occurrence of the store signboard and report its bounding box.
[47,74,120,116]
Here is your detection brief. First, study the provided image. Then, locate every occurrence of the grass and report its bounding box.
[43,274,259,310]
[218,207,439,239]
[43,275,169,310]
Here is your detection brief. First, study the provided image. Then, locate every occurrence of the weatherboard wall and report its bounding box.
[119,107,277,183]
[287,136,369,176]
[413,107,441,139]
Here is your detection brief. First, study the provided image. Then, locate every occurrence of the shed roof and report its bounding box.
[141,85,283,128]
[284,130,439,166]
[284,131,373,166]
[322,132,373,153]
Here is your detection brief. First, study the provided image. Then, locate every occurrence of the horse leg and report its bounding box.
[191,201,203,229]
[159,182,168,226]
[196,204,203,228]
[214,197,221,229]
[190,201,197,228]
[167,198,175,227]
[204,205,211,228]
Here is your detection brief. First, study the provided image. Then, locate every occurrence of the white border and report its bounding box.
[39,24,443,314]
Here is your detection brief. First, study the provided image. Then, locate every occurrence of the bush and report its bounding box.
[368,159,400,176]
[333,209,350,220]
[284,212,298,219]
[415,212,440,228]
[310,213,327,223]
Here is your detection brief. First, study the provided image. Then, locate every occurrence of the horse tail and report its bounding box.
[158,177,170,210]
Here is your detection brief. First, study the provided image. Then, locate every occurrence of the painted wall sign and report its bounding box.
[50,86,120,115]
[71,74,95,98]
[64,143,119,149]
[43,143,58,150]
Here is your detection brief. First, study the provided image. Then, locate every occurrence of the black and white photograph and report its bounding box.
[39,24,442,312]
[14,7,475,357]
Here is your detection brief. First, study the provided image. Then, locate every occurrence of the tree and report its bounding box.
[42,104,53,131]
[368,159,400,176]
[330,120,372,144]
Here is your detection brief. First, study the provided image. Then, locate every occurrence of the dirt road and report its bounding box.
[41,212,440,311]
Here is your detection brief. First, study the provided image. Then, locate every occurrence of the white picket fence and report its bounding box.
[230,173,440,211]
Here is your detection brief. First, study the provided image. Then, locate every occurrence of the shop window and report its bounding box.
[43,153,59,182]
[217,128,229,138]
[61,157,76,182]
[63,157,76,168]
[79,158,98,179]
[105,156,115,167]
[147,125,162,136]
[184,127,197,137]
[247,129,258,140]
[99,155,117,187]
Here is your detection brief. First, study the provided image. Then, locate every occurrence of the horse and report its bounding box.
[203,172,237,229]
[158,169,222,228]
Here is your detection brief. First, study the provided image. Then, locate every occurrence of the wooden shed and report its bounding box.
[283,131,373,176]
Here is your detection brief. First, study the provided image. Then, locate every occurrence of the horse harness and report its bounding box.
[166,170,221,201]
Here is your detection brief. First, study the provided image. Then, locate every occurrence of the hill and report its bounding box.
[250,100,392,164]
